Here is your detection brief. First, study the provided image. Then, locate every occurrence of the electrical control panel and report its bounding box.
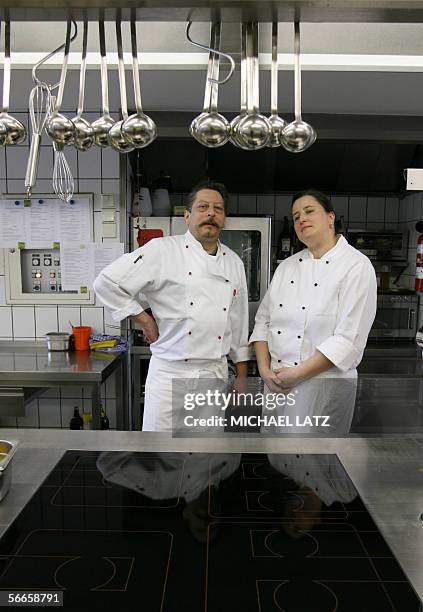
[3,194,95,305]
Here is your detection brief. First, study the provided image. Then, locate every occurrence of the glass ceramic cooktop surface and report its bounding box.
[0,451,420,611]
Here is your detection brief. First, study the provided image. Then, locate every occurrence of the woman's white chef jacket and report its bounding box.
[249,235,377,376]
[93,230,250,364]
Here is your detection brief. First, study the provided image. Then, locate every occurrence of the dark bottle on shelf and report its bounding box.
[278,216,292,260]
[69,408,83,430]
[100,411,110,430]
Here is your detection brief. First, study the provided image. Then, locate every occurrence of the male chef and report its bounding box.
[93,179,250,431]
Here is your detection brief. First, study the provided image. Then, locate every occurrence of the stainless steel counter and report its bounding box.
[0,343,129,430]
[0,429,421,603]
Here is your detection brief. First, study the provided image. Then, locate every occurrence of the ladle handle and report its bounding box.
[240,23,247,113]
[55,20,71,112]
[293,20,302,123]
[130,10,143,115]
[209,22,221,114]
[76,18,88,118]
[203,23,216,113]
[252,22,260,114]
[271,22,278,115]
[25,133,41,195]
[116,10,129,119]
[2,18,10,113]
[99,14,110,117]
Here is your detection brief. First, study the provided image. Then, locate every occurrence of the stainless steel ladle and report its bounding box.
[121,11,157,148]
[237,22,271,150]
[108,11,135,153]
[0,18,26,145]
[72,17,94,151]
[189,22,230,148]
[45,20,76,146]
[267,21,286,147]
[92,14,115,147]
[229,23,248,148]
[281,21,316,153]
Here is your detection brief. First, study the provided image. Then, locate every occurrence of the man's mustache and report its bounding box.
[201,220,219,228]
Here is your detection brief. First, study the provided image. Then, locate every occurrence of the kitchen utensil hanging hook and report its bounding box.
[186,21,235,85]
[32,19,77,90]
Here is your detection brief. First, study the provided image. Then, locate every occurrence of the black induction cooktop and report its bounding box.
[0,451,420,611]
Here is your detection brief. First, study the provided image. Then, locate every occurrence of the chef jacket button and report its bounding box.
[314,283,318,287]
[297,335,301,339]
[299,258,303,262]
[188,331,191,335]
[223,252,226,255]
[187,475,191,479]
[225,279,229,283]
[185,359,188,362]
[277,331,281,334]
[279,303,283,307]
[301,306,305,310]
[290,280,294,284]
[294,362,298,365]
[188,272,192,275]
[218,336,222,340]
[190,301,194,305]
[278,359,281,363]
[223,307,227,311]
[326,260,329,264]
[185,245,189,249]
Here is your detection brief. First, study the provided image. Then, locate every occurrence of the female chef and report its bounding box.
[250,189,377,433]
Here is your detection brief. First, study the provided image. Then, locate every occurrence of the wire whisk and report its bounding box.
[52,140,74,203]
[25,82,51,196]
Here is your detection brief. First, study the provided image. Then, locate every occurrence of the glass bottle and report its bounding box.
[69,408,83,430]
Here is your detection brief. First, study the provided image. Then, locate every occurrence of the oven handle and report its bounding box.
[408,308,416,330]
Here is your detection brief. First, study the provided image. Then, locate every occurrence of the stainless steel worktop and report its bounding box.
[0,344,125,384]
[0,429,421,603]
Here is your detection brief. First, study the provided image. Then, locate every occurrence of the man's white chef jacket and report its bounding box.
[249,235,377,375]
[93,230,250,363]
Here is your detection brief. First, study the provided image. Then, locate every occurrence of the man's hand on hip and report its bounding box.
[130,311,159,343]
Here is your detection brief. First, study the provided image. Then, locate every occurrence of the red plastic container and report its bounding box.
[72,326,92,351]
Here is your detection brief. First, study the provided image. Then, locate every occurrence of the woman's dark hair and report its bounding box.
[291,188,334,214]
[185,179,228,213]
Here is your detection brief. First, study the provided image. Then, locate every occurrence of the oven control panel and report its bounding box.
[20,248,75,294]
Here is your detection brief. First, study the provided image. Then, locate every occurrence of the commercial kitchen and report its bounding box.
[0,1,422,609]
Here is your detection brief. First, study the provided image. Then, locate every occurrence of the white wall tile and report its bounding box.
[39,398,61,428]
[227,193,238,215]
[0,416,18,427]
[12,306,35,338]
[5,146,29,179]
[0,277,6,306]
[60,386,83,399]
[38,146,54,180]
[81,307,104,333]
[58,306,81,332]
[17,399,39,428]
[106,372,116,398]
[238,194,256,215]
[274,195,292,222]
[101,149,120,179]
[0,148,6,180]
[399,197,408,223]
[0,250,4,275]
[79,178,101,195]
[40,388,61,399]
[78,147,101,179]
[104,398,116,429]
[412,192,422,221]
[367,196,385,223]
[406,194,416,222]
[105,324,121,336]
[0,307,12,337]
[385,197,399,224]
[35,306,58,337]
[348,196,367,224]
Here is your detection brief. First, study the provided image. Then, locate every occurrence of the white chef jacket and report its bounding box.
[249,235,377,376]
[93,230,250,363]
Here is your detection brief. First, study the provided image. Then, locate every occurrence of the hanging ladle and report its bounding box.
[121,11,157,148]
[229,23,248,148]
[237,22,271,150]
[0,18,26,145]
[45,20,76,146]
[281,21,316,153]
[92,14,115,147]
[72,17,94,151]
[189,22,230,148]
[108,11,135,153]
[267,21,285,147]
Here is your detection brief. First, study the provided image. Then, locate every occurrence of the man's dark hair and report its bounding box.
[185,179,229,213]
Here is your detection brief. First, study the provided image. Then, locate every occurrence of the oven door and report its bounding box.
[370,296,418,338]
